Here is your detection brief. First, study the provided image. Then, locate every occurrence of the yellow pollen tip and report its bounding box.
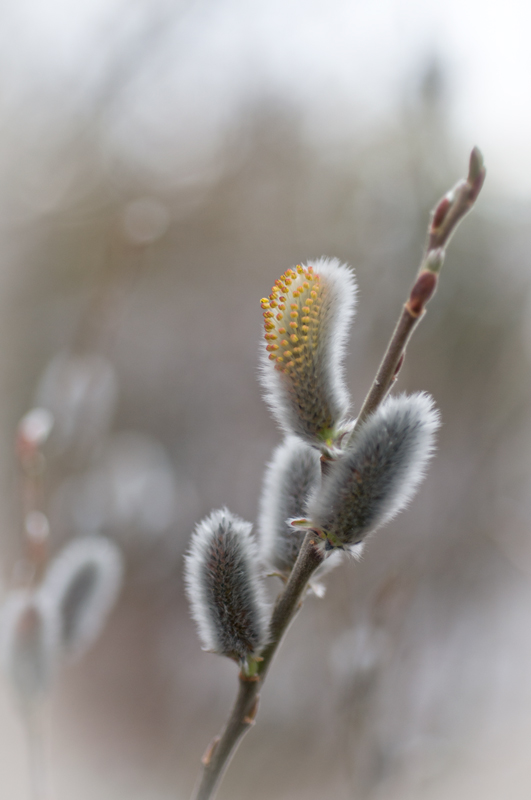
[268,353,276,360]
[281,339,289,346]
[290,334,298,343]
[279,327,286,334]
[265,323,275,331]
[279,303,285,310]
[289,322,298,329]
[302,325,309,333]
[290,311,298,318]
[303,282,309,289]
[266,344,279,352]
[283,350,292,358]
[296,265,303,273]
[276,313,283,321]
[290,304,298,310]
[302,316,310,323]
[286,360,295,368]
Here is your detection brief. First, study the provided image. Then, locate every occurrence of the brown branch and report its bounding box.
[190,531,324,800]
[349,147,485,438]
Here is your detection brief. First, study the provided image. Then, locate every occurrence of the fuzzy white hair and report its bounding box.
[260,258,356,446]
[259,437,321,573]
[308,393,440,549]
[43,535,124,661]
[0,589,60,704]
[185,508,269,661]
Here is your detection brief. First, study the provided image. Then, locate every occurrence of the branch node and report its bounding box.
[239,673,260,683]
[201,737,220,767]
[243,697,260,726]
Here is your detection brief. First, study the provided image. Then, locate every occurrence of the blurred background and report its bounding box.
[0,0,531,798]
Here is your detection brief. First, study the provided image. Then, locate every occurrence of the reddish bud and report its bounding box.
[16,408,54,466]
[431,196,451,229]
[407,271,438,317]
[393,353,405,379]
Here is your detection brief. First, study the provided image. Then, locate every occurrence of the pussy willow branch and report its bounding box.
[189,147,486,800]
[190,531,324,800]
[350,147,485,438]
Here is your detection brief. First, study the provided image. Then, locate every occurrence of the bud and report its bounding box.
[260,258,356,446]
[16,407,54,458]
[258,437,321,574]
[468,146,486,201]
[185,509,269,663]
[407,270,438,316]
[0,590,59,704]
[306,393,440,550]
[43,536,124,660]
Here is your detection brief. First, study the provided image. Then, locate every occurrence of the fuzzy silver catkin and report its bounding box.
[43,536,124,660]
[185,508,269,662]
[307,393,440,549]
[0,590,59,704]
[260,258,356,446]
[259,437,321,573]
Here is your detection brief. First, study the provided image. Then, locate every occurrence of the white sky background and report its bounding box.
[0,0,530,198]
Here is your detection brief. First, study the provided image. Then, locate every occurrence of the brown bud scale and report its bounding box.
[407,271,438,316]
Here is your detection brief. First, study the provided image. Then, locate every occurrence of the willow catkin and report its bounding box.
[0,590,59,704]
[259,436,321,574]
[43,536,124,660]
[307,393,440,550]
[185,509,269,663]
[260,258,356,446]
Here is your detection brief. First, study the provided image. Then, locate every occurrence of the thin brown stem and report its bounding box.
[352,304,423,432]
[349,147,485,441]
[190,532,324,800]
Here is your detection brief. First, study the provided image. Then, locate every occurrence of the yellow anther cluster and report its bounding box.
[261,265,323,381]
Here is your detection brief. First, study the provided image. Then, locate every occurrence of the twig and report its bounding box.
[349,147,485,438]
[190,531,324,800]
[189,147,486,800]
